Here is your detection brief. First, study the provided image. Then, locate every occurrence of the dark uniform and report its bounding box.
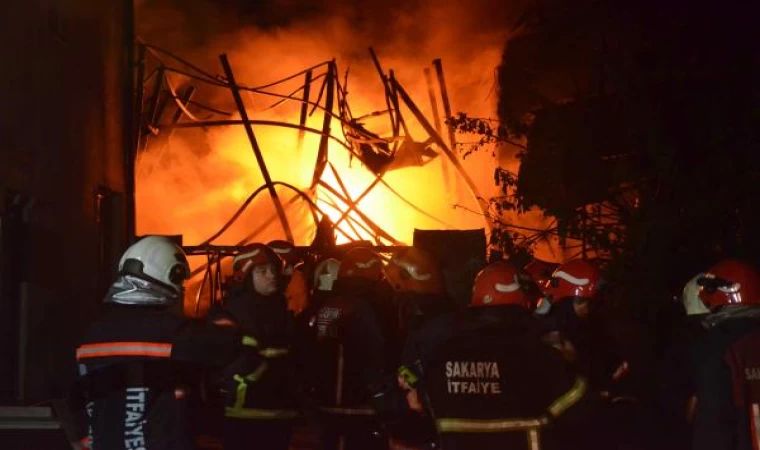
[537,299,622,391]
[654,313,705,449]
[294,276,337,367]
[210,289,298,450]
[310,277,396,450]
[397,305,605,450]
[380,246,459,449]
[74,304,244,450]
[395,291,456,351]
[692,308,760,450]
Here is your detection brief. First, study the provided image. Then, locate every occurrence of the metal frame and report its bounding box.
[133,44,511,311]
[134,44,495,247]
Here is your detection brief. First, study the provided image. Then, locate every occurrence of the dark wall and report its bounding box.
[0,0,132,404]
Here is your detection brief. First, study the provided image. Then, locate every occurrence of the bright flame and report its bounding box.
[133,0,570,317]
[135,57,495,248]
[134,0,516,250]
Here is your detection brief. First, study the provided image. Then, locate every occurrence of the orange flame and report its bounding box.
[133,1,569,316]
[135,57,498,247]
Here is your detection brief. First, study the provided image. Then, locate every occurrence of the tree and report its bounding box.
[455,0,760,323]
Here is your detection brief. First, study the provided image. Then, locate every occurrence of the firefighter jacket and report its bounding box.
[74,304,244,450]
[209,290,298,421]
[654,314,706,447]
[395,291,456,353]
[293,288,335,382]
[536,298,623,391]
[692,306,760,450]
[309,278,397,416]
[397,305,605,450]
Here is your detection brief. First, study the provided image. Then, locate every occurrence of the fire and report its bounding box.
[133,0,569,315]
[135,56,497,248]
[133,0,519,252]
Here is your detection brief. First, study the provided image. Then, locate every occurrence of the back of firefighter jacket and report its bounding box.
[399,306,603,450]
[75,305,243,450]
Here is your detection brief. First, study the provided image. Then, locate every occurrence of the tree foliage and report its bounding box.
[456,0,760,322]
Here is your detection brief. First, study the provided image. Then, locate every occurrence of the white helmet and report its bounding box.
[113,236,190,302]
[314,258,340,292]
[682,273,709,316]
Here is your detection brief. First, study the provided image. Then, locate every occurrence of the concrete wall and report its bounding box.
[0,0,132,404]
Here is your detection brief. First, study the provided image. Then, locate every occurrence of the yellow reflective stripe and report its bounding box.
[398,365,418,386]
[242,335,259,348]
[259,348,289,358]
[436,417,547,433]
[548,376,587,417]
[224,407,299,419]
[233,375,248,410]
[232,363,269,409]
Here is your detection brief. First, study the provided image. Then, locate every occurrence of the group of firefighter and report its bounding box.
[72,235,760,450]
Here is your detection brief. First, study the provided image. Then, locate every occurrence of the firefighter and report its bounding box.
[299,257,341,335]
[537,259,627,391]
[295,257,341,357]
[658,275,709,434]
[296,256,341,335]
[268,239,309,314]
[377,246,454,448]
[384,246,455,347]
[310,247,395,450]
[73,235,252,450]
[210,243,297,450]
[393,261,607,450]
[293,257,341,409]
[691,259,760,450]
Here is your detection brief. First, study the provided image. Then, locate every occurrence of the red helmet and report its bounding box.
[338,247,385,281]
[545,259,603,302]
[698,259,760,309]
[266,240,300,266]
[231,243,282,282]
[384,247,444,295]
[471,261,532,309]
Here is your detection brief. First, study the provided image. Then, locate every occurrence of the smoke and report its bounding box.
[136,0,524,109]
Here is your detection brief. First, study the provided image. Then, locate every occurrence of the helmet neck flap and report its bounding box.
[105,274,179,307]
